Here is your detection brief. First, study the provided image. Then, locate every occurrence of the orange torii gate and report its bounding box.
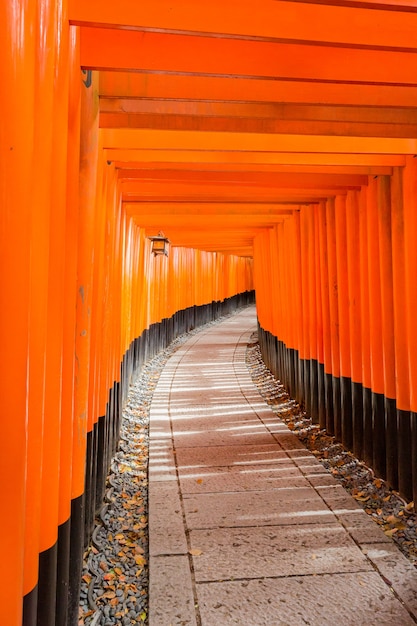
[2,1,417,624]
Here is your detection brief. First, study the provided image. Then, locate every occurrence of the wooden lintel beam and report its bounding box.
[99,112,417,139]
[69,0,417,49]
[105,149,406,167]
[114,162,393,176]
[124,202,295,216]
[117,169,368,187]
[101,129,417,155]
[80,28,417,85]
[100,99,417,126]
[98,72,417,108]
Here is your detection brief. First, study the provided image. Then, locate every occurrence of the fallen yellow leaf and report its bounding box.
[189,549,203,556]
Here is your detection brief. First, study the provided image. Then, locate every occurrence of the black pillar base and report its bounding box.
[68,494,85,626]
[332,375,342,441]
[37,542,58,626]
[385,397,398,490]
[398,409,413,501]
[56,518,71,626]
[341,375,353,450]
[22,584,38,626]
[363,386,373,468]
[372,391,386,480]
[352,381,363,461]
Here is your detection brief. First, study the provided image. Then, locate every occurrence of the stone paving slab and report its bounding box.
[178,464,309,494]
[148,481,187,556]
[182,488,337,529]
[149,555,197,626]
[189,523,372,581]
[174,443,289,468]
[149,308,417,625]
[173,428,278,448]
[195,573,416,626]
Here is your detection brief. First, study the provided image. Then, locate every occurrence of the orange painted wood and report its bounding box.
[118,170,367,188]
[325,198,341,379]
[101,129,417,155]
[72,72,100,500]
[107,149,406,168]
[359,188,372,391]
[390,167,411,411]
[317,202,331,373]
[69,0,417,50]
[335,195,351,380]
[23,0,57,596]
[403,157,417,412]
[377,176,396,400]
[114,162,394,176]
[99,71,417,108]
[0,1,36,620]
[60,26,81,525]
[345,191,362,384]
[100,100,417,127]
[366,177,384,395]
[80,28,417,84]
[100,112,417,139]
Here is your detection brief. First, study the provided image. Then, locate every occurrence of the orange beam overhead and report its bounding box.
[98,72,417,108]
[105,150,405,168]
[70,0,417,50]
[117,170,367,188]
[124,202,295,216]
[114,162,393,176]
[101,129,417,155]
[100,113,417,139]
[100,100,417,127]
[80,28,417,84]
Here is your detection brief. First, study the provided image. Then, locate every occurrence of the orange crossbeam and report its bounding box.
[105,149,405,168]
[100,99,417,126]
[117,170,367,188]
[101,129,417,154]
[100,112,417,139]
[98,72,417,108]
[81,28,417,84]
[114,162,393,176]
[70,0,417,50]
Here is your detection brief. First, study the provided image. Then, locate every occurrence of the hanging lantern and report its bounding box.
[149,231,170,257]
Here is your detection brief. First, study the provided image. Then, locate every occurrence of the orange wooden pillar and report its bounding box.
[0,1,35,623]
[68,69,100,626]
[366,177,386,478]
[317,202,331,430]
[359,186,373,467]
[391,166,412,498]
[299,208,311,413]
[402,157,417,502]
[335,194,352,448]
[325,198,341,438]
[313,204,325,429]
[345,191,363,459]
[57,23,81,626]
[291,211,304,404]
[22,1,55,622]
[377,176,397,486]
[36,0,71,619]
[308,206,319,423]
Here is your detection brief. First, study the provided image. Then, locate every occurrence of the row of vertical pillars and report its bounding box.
[255,164,417,506]
[23,293,254,626]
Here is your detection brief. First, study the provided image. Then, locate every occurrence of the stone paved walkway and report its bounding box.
[148,307,417,625]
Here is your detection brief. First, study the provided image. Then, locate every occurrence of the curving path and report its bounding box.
[148,306,417,625]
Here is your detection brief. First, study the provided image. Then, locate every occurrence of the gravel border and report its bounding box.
[246,331,417,568]
[79,319,417,625]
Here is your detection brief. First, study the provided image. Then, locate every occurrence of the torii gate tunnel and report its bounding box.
[2,1,417,624]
